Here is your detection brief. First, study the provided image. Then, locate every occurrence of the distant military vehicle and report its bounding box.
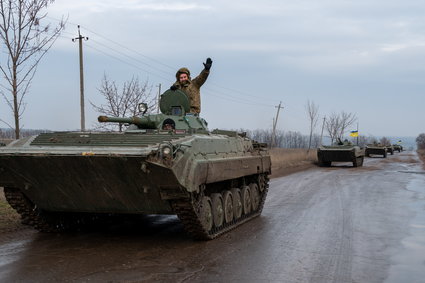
[386,145,394,155]
[317,140,365,167]
[0,89,271,240]
[393,144,403,152]
[365,144,387,158]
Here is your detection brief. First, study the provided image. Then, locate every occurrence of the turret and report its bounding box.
[97,89,208,132]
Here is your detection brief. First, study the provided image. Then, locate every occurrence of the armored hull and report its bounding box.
[317,145,365,167]
[365,145,387,158]
[393,144,402,152]
[0,90,271,240]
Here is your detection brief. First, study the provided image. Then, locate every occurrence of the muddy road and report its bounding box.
[0,151,424,282]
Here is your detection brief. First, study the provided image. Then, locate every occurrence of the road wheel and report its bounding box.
[211,193,224,228]
[200,196,213,231]
[231,188,242,219]
[249,183,260,211]
[222,191,234,223]
[241,186,252,215]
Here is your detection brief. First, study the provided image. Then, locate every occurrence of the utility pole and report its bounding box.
[320,116,326,145]
[72,25,88,131]
[157,83,161,114]
[271,102,284,148]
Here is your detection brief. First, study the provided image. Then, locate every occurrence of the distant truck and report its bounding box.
[365,144,387,158]
[317,141,365,167]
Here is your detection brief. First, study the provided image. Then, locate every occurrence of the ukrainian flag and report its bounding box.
[350,130,359,137]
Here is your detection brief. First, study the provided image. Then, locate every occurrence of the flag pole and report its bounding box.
[356,122,359,145]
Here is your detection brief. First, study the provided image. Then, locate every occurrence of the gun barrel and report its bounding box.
[98,116,144,124]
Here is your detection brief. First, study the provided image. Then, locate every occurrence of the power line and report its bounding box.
[50,17,282,108]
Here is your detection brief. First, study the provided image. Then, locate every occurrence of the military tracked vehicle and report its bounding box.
[365,144,387,158]
[0,89,271,240]
[393,144,403,152]
[386,145,394,155]
[317,140,365,167]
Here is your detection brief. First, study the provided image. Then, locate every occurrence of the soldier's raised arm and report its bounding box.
[192,58,212,87]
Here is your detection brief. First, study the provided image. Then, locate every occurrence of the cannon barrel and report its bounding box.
[98,116,157,129]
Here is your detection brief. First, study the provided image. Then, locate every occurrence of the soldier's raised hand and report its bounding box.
[203,58,213,70]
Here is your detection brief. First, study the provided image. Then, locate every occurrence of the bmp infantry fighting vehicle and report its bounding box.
[365,144,387,158]
[0,90,271,240]
[386,145,394,155]
[393,144,403,152]
[317,140,365,167]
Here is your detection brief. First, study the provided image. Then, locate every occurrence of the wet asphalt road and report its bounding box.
[0,151,424,282]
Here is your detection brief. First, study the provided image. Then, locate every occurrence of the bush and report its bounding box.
[416,133,425,149]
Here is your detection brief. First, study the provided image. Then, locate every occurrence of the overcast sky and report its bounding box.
[1,0,424,138]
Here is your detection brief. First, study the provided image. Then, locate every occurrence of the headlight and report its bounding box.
[138,103,148,115]
[162,146,172,155]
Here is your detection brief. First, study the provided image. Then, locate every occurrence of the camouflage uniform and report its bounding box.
[172,67,210,114]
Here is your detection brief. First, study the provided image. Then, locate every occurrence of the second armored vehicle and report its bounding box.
[317,141,365,167]
[393,144,403,152]
[365,144,387,158]
[0,90,271,240]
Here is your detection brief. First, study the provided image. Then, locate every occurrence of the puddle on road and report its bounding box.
[385,174,425,283]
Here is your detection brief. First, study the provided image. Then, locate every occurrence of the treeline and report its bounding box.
[416,133,425,149]
[0,128,50,139]
[242,128,395,149]
[242,129,321,148]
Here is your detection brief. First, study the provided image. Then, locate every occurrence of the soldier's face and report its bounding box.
[179,73,188,82]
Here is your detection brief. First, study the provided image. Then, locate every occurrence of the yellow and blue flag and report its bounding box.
[350,130,359,137]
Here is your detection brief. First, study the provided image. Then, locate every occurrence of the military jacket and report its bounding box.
[173,69,210,114]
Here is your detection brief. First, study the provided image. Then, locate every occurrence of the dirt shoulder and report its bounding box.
[0,188,22,233]
[270,148,317,178]
[418,149,425,169]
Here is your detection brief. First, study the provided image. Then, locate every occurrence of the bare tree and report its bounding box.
[91,75,156,132]
[325,111,357,144]
[380,137,391,146]
[338,111,356,140]
[305,100,319,150]
[416,133,425,149]
[325,113,340,144]
[0,0,65,138]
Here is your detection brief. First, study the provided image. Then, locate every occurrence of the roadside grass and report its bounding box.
[0,188,22,233]
[418,149,425,169]
[270,148,317,178]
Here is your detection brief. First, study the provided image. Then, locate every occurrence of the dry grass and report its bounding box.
[418,149,425,169]
[0,188,22,233]
[270,148,317,178]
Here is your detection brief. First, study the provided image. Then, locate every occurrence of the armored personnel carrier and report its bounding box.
[393,144,403,152]
[386,145,394,155]
[365,144,387,158]
[0,90,271,240]
[317,140,365,167]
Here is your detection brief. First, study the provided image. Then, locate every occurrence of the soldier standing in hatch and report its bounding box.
[170,58,212,114]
